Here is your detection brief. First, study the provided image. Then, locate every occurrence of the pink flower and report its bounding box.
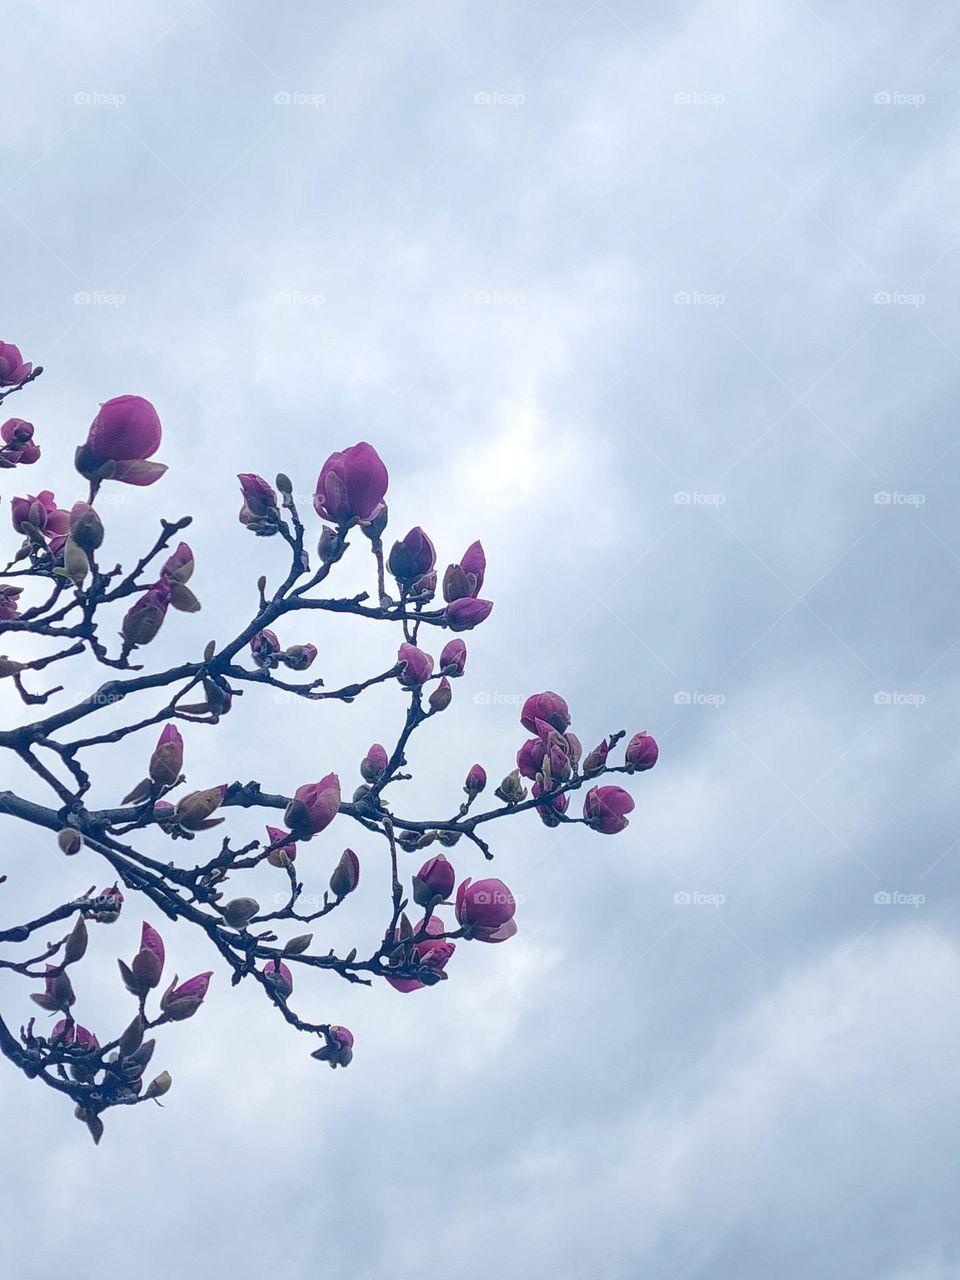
[464,763,486,796]
[386,916,456,992]
[1,418,39,465]
[312,1025,353,1067]
[285,774,341,838]
[121,578,171,648]
[0,342,32,387]
[262,960,294,999]
[456,877,518,942]
[388,526,436,584]
[413,854,456,906]
[80,396,166,485]
[445,597,493,631]
[161,542,194,583]
[520,691,570,734]
[625,732,659,772]
[313,442,388,524]
[583,785,635,834]
[0,585,21,620]
[582,739,609,777]
[397,642,434,687]
[517,737,547,780]
[360,743,389,782]
[161,971,213,1020]
[266,825,297,865]
[238,473,278,520]
[443,540,486,601]
[51,1020,98,1050]
[125,922,165,992]
[251,628,282,667]
[439,638,467,675]
[149,724,183,786]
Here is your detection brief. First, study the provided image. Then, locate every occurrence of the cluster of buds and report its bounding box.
[249,627,317,672]
[238,473,280,534]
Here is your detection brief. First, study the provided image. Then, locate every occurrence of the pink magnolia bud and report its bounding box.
[460,540,486,594]
[238,473,278,520]
[149,724,183,786]
[582,739,609,777]
[11,490,56,535]
[445,597,493,631]
[429,676,452,712]
[386,916,456,992]
[313,442,388,524]
[92,883,123,922]
[413,854,456,906]
[312,1025,353,1067]
[388,526,436,584]
[464,763,486,796]
[161,541,194,583]
[263,959,294,999]
[583,785,635,834]
[533,780,569,827]
[439,638,467,676]
[329,848,360,897]
[282,643,317,671]
[517,737,547,780]
[625,732,659,772]
[1,418,39,465]
[285,774,341,838]
[520,691,570,734]
[251,628,282,667]
[161,971,213,1020]
[32,964,76,1012]
[121,578,171,647]
[128,922,165,991]
[0,342,32,387]
[0,584,22,620]
[397,642,434,687]
[360,743,389,783]
[265,825,297,866]
[51,1020,98,1050]
[456,878,518,943]
[78,396,166,485]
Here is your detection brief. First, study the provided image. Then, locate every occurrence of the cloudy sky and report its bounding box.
[2,0,960,1275]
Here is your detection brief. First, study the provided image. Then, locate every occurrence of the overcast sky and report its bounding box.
[2,1,960,1276]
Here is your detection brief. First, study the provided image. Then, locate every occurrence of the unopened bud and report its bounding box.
[145,1070,172,1100]
[428,677,452,712]
[222,897,260,929]
[58,828,82,856]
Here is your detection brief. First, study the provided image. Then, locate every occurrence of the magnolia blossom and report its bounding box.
[79,395,166,485]
[397,642,434,687]
[313,442,388,524]
[456,877,518,943]
[285,774,341,838]
[520,691,571,734]
[583,785,635,834]
[0,342,32,387]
